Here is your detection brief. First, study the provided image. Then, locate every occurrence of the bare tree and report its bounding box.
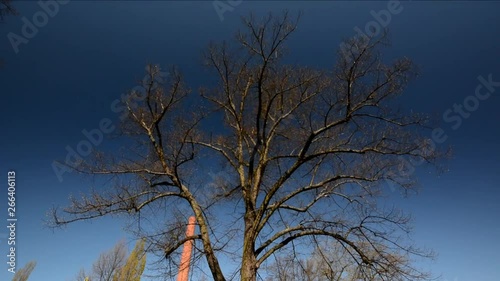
[75,240,126,281]
[51,11,444,281]
[75,239,146,281]
[93,240,128,281]
[265,240,420,281]
[12,261,36,281]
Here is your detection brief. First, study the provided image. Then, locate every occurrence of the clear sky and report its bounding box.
[0,1,499,281]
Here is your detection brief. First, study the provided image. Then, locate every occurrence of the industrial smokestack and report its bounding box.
[177,216,196,281]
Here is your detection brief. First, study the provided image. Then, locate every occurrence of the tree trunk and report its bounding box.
[241,213,258,281]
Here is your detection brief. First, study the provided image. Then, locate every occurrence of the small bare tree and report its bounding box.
[75,240,146,281]
[75,241,126,281]
[92,240,127,281]
[51,11,444,281]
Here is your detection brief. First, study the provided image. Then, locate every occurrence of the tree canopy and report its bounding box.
[51,11,445,281]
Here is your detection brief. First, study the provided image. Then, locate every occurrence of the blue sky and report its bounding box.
[0,1,499,280]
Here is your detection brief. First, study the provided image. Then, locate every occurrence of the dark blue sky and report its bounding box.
[0,1,499,280]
